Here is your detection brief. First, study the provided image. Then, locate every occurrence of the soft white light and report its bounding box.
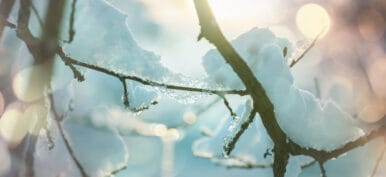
[152,124,167,137]
[12,64,51,102]
[296,3,331,38]
[0,108,27,144]
[183,111,197,125]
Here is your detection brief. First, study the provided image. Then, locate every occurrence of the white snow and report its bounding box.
[203,28,364,151]
[62,0,174,81]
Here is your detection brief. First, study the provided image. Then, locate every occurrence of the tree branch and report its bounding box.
[56,46,247,96]
[63,0,77,43]
[0,0,15,37]
[217,94,238,120]
[223,108,257,156]
[289,126,386,162]
[318,161,327,177]
[193,1,289,176]
[289,32,321,68]
[49,94,89,177]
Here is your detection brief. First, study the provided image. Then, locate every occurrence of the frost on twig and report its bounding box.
[289,30,323,68]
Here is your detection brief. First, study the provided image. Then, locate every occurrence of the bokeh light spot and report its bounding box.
[296,3,331,38]
[358,9,385,42]
[0,108,28,144]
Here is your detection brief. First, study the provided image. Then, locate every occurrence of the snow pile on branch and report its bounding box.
[203,28,364,151]
[62,0,173,80]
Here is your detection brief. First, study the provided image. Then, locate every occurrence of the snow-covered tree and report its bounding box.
[0,0,385,177]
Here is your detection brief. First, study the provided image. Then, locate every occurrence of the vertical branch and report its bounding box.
[30,2,44,28]
[0,0,15,37]
[18,0,66,176]
[64,0,77,43]
[217,94,237,120]
[193,1,288,176]
[120,78,130,108]
[273,145,289,177]
[318,161,327,177]
[223,109,257,156]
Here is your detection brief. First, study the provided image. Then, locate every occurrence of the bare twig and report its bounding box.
[217,94,238,120]
[301,160,316,169]
[205,155,272,169]
[30,1,44,29]
[289,31,323,68]
[105,165,127,177]
[63,0,77,43]
[289,126,386,162]
[318,161,327,177]
[49,94,89,177]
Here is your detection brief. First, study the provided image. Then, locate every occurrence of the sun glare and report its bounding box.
[296,3,331,39]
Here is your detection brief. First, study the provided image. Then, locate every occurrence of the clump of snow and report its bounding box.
[203,27,293,89]
[203,28,364,151]
[62,0,174,81]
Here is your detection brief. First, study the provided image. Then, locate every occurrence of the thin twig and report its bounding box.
[289,31,323,68]
[301,160,316,169]
[105,165,127,177]
[289,126,386,162]
[218,94,238,120]
[223,109,257,156]
[49,94,89,177]
[63,0,77,43]
[56,46,247,97]
[318,161,327,177]
[30,1,44,29]
[120,78,130,108]
[209,155,272,169]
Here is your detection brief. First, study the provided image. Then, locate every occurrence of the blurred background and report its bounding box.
[0,0,386,177]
